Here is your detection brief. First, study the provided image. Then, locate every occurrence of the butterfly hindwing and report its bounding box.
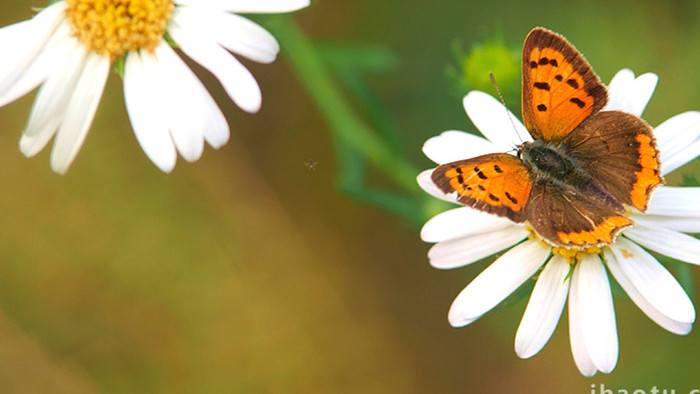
[562,110,663,211]
[526,181,633,248]
[431,154,532,222]
[522,27,608,141]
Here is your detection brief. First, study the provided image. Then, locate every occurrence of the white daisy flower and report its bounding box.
[419,69,700,376]
[0,0,310,174]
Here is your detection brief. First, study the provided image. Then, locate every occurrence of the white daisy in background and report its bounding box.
[418,69,700,376]
[0,0,310,174]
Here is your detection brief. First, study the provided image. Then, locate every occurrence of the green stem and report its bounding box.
[264,17,421,195]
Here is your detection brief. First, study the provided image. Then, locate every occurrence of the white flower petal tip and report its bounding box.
[653,111,700,175]
[420,206,514,243]
[623,224,700,266]
[421,130,496,165]
[123,52,177,173]
[447,240,549,327]
[462,91,531,149]
[605,248,693,335]
[417,169,458,204]
[569,254,618,374]
[50,52,111,175]
[569,288,598,377]
[604,69,657,116]
[276,0,312,12]
[609,238,695,325]
[515,255,570,359]
[167,22,263,114]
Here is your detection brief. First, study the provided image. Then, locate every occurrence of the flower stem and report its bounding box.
[263,17,421,195]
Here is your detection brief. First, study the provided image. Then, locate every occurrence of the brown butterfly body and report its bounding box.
[431,28,663,249]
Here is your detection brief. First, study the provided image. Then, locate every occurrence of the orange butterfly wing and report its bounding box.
[431,154,532,222]
[521,27,608,141]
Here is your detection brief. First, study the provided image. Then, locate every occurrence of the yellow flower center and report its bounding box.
[525,225,602,264]
[64,0,175,60]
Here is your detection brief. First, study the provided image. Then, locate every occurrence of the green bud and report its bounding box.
[463,42,519,94]
[447,36,520,104]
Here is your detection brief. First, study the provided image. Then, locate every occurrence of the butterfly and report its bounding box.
[431,27,663,249]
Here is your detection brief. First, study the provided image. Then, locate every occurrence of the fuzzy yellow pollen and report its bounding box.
[64,0,175,60]
[525,225,602,264]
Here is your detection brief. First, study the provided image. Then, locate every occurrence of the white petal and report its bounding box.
[417,169,459,204]
[0,2,67,94]
[609,237,695,323]
[605,70,657,116]
[663,138,700,177]
[463,91,531,150]
[175,0,310,13]
[447,240,550,327]
[646,186,700,217]
[123,52,176,173]
[605,248,693,335]
[50,51,110,174]
[603,69,635,112]
[653,111,700,175]
[633,214,700,233]
[570,254,618,374]
[141,49,202,162]
[624,225,700,265]
[169,23,262,113]
[422,130,500,165]
[20,38,87,158]
[653,112,700,153]
[156,44,229,150]
[151,59,203,160]
[171,7,280,64]
[428,226,528,269]
[568,277,598,377]
[0,21,72,107]
[146,42,228,162]
[628,73,657,116]
[421,206,515,243]
[515,255,570,359]
[0,21,32,61]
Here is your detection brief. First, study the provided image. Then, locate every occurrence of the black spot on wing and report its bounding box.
[474,166,487,179]
[566,79,580,89]
[570,98,585,108]
[537,104,547,112]
[534,82,550,91]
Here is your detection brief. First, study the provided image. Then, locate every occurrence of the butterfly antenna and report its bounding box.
[489,72,523,145]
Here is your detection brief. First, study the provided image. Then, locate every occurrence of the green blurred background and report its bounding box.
[0,1,699,393]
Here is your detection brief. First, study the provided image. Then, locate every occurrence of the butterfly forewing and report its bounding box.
[522,27,608,141]
[431,153,532,222]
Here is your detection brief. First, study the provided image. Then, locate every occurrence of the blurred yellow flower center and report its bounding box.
[525,225,601,263]
[64,0,174,60]
[551,245,601,264]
